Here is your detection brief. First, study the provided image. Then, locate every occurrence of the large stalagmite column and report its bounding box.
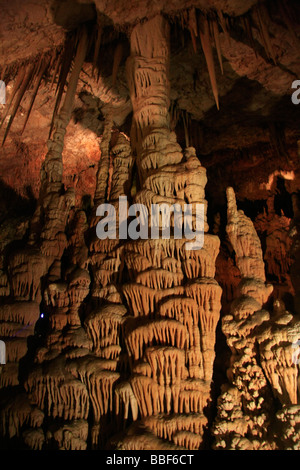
[118,15,222,450]
[126,15,171,159]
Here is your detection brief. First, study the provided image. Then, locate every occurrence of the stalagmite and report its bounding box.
[85,126,134,446]
[213,187,300,450]
[255,305,300,406]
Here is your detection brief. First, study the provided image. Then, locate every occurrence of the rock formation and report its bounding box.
[0,0,299,451]
[112,15,222,450]
[213,187,300,450]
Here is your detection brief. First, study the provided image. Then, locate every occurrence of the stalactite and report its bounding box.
[93,17,103,77]
[115,423,182,450]
[2,63,35,145]
[21,56,49,134]
[188,8,198,54]
[212,19,223,75]
[188,8,198,43]
[217,10,231,47]
[50,49,63,91]
[181,111,189,147]
[253,4,277,64]
[49,30,80,138]
[69,355,120,445]
[242,15,257,58]
[277,0,300,48]
[125,318,188,362]
[115,381,139,423]
[0,66,26,131]
[25,357,90,421]
[0,301,40,325]
[199,16,219,110]
[143,413,207,443]
[85,304,126,355]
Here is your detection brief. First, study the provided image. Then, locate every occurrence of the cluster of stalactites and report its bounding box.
[177,1,297,111]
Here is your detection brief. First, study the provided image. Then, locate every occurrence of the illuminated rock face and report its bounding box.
[0,1,299,451]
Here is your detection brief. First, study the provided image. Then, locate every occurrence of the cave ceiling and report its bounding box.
[0,0,299,211]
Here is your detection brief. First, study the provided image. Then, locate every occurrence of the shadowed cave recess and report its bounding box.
[0,0,300,451]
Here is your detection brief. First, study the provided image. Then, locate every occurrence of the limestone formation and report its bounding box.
[0,0,299,452]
